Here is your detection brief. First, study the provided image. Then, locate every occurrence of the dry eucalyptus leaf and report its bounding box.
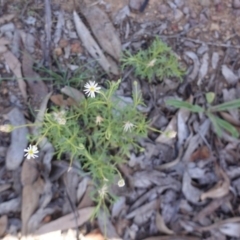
[0,184,11,193]
[34,207,94,235]
[219,222,240,237]
[22,51,49,109]
[222,65,239,85]
[200,167,230,201]
[126,200,158,219]
[0,215,8,237]
[82,5,122,61]
[0,198,21,215]
[0,14,15,24]
[78,185,95,209]
[19,30,35,54]
[182,171,202,204]
[28,208,55,234]
[155,212,174,235]
[0,37,10,45]
[62,170,79,214]
[77,177,90,203]
[21,159,39,186]
[3,51,27,100]
[5,108,28,170]
[21,178,44,235]
[111,196,126,219]
[97,210,121,240]
[73,11,119,75]
[185,51,200,82]
[61,86,85,103]
[197,52,209,86]
[54,11,64,45]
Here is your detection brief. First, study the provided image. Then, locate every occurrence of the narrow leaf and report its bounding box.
[210,99,240,112]
[166,99,204,113]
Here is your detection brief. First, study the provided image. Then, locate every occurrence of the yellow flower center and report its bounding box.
[90,87,95,92]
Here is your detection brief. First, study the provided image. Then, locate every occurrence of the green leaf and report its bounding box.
[207,113,223,137]
[207,113,239,138]
[165,99,204,113]
[206,92,215,104]
[209,99,240,112]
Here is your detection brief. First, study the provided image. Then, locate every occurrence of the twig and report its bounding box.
[44,0,52,67]
[182,37,240,49]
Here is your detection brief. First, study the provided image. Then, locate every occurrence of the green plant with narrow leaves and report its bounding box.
[166,93,240,138]
[121,37,184,82]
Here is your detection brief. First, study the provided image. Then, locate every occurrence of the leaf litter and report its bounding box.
[1,0,240,239]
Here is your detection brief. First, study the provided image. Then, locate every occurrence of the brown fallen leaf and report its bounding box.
[0,215,8,237]
[82,5,122,61]
[0,37,10,46]
[190,146,210,161]
[0,14,15,24]
[61,86,85,104]
[3,51,27,100]
[21,159,39,186]
[50,94,68,106]
[22,51,49,110]
[78,185,95,209]
[200,166,230,201]
[155,212,174,235]
[34,207,94,235]
[21,177,44,235]
[73,11,119,75]
[0,184,11,193]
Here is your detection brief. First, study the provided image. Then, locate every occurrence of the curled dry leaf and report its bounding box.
[82,5,122,61]
[5,108,28,170]
[0,215,8,237]
[34,207,94,235]
[73,11,119,75]
[182,171,202,204]
[155,211,174,235]
[200,167,230,201]
[185,51,200,82]
[3,51,27,100]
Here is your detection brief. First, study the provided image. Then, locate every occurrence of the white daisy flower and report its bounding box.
[118,179,125,187]
[83,81,101,98]
[123,121,135,132]
[53,110,66,125]
[96,115,103,125]
[0,124,13,133]
[24,145,39,160]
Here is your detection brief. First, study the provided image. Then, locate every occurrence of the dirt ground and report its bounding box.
[1,0,240,239]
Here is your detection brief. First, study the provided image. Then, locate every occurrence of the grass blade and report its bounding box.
[209,99,240,112]
[207,113,239,138]
[166,99,204,113]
